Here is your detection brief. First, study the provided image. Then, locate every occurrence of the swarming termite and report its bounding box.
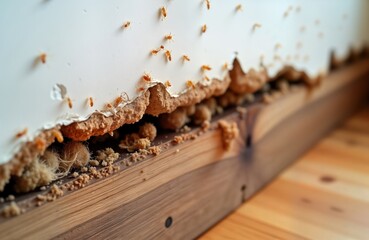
[165,50,172,61]
[142,73,152,82]
[15,128,28,138]
[183,55,190,62]
[160,7,167,19]
[201,65,212,72]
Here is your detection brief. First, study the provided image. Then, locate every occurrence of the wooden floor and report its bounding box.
[201,106,369,240]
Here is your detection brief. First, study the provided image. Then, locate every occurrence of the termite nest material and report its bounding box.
[2,47,361,195]
[13,151,59,193]
[59,142,90,173]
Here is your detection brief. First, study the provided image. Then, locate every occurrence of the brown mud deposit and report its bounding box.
[0,50,366,193]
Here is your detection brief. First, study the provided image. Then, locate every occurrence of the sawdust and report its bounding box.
[1,202,21,218]
[139,123,157,141]
[96,148,119,165]
[119,134,151,152]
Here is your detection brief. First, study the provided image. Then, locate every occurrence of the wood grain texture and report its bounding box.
[201,107,369,240]
[0,60,368,239]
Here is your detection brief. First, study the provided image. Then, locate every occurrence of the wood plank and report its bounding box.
[0,59,368,239]
[253,59,369,142]
[202,106,369,240]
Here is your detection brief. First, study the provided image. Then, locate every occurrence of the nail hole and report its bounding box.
[246,135,252,148]
[240,185,247,203]
[330,206,343,213]
[320,175,335,183]
[165,216,173,228]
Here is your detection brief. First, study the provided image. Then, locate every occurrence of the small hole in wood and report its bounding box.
[246,135,252,148]
[165,216,173,228]
[320,175,335,183]
[240,185,247,203]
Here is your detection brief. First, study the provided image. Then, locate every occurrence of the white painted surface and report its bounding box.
[0,0,368,164]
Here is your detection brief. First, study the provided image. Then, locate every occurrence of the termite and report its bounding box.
[183,55,190,62]
[205,0,210,10]
[88,97,94,107]
[122,21,131,29]
[223,62,228,71]
[274,43,282,50]
[203,76,210,81]
[165,50,172,61]
[201,24,207,33]
[52,130,64,143]
[252,23,262,31]
[164,80,172,87]
[137,87,145,92]
[15,128,28,138]
[40,53,47,64]
[186,80,195,89]
[201,65,212,72]
[151,48,161,55]
[105,103,113,109]
[142,73,152,82]
[113,96,124,107]
[164,34,173,41]
[160,7,167,19]
[235,4,242,12]
[67,97,73,109]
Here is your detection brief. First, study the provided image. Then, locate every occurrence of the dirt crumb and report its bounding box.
[159,107,189,130]
[119,134,151,152]
[193,104,212,125]
[262,93,273,104]
[201,120,211,131]
[203,98,217,115]
[185,105,196,116]
[1,202,21,218]
[172,132,197,145]
[218,120,239,150]
[218,91,234,108]
[176,125,190,134]
[49,184,64,198]
[89,160,100,167]
[139,123,157,141]
[147,146,162,156]
[6,195,15,201]
[129,152,145,163]
[96,148,120,165]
